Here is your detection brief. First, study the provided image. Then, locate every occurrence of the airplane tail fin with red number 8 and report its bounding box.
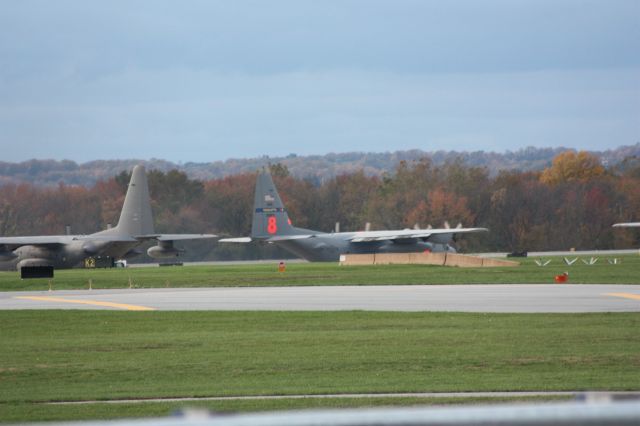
[251,170,300,239]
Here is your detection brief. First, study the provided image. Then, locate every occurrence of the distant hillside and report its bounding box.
[1,144,638,186]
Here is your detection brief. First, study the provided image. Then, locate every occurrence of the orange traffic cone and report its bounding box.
[554,272,569,283]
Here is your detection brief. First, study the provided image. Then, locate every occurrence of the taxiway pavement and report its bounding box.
[1,284,639,312]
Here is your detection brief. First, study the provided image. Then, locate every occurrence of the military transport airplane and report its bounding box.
[0,165,216,278]
[220,170,488,261]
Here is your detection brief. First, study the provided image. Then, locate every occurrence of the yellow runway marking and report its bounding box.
[605,292,640,301]
[15,296,155,311]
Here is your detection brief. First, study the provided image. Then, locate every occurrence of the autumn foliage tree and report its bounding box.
[540,151,605,185]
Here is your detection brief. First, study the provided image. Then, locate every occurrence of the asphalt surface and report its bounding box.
[1,284,639,312]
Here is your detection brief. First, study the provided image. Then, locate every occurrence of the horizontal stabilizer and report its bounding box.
[219,237,253,243]
[613,222,640,228]
[220,234,315,243]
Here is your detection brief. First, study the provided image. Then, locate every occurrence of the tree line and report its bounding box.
[1,144,639,187]
[1,151,639,260]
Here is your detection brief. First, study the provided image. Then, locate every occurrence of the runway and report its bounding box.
[1,284,639,312]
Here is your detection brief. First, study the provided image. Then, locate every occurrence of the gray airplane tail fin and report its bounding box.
[251,171,298,239]
[98,165,155,237]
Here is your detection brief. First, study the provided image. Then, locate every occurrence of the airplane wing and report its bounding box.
[0,236,73,245]
[612,222,640,228]
[348,227,488,243]
[0,235,77,250]
[76,235,139,242]
[265,235,314,242]
[135,234,218,241]
[220,228,487,244]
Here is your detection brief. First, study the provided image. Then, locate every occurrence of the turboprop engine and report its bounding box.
[0,246,17,261]
[427,233,454,245]
[82,242,100,256]
[17,258,53,269]
[147,241,184,259]
[423,222,462,245]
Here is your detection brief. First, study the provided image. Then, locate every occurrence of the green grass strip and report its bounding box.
[1,311,638,409]
[1,254,639,291]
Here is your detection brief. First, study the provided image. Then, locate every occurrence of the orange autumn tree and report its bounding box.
[540,151,605,185]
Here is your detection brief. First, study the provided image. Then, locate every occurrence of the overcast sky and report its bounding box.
[0,0,638,163]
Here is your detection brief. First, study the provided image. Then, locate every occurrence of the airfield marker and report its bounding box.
[554,272,569,283]
[606,292,640,301]
[15,296,154,311]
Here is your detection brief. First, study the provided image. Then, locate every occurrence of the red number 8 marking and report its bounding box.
[267,216,278,234]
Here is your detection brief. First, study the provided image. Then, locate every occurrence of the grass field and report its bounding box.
[1,310,638,422]
[1,253,639,291]
[1,255,638,422]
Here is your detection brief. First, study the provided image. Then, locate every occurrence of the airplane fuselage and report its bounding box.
[0,239,141,271]
[268,232,454,262]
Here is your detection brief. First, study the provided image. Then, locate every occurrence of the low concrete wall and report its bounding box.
[374,253,416,265]
[372,252,449,266]
[412,252,447,266]
[444,253,484,267]
[339,254,375,265]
